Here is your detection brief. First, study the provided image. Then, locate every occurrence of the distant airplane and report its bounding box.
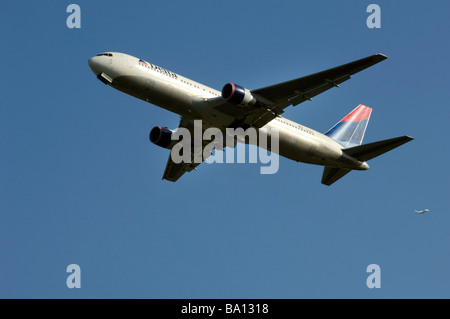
[88,52,413,185]
[415,209,430,214]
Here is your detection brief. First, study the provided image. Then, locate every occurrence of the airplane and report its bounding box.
[415,209,430,214]
[88,52,413,185]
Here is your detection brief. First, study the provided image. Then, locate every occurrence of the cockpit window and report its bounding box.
[96,53,113,57]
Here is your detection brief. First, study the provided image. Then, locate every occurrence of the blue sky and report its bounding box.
[1,0,449,298]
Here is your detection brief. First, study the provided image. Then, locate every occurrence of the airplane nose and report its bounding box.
[88,56,101,75]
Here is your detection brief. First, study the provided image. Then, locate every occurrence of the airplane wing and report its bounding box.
[209,54,387,128]
[162,152,199,182]
[162,117,222,182]
[162,156,197,182]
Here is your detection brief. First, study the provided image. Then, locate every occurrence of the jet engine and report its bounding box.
[149,126,177,149]
[221,83,257,106]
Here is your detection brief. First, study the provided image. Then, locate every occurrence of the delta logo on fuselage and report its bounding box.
[138,59,178,79]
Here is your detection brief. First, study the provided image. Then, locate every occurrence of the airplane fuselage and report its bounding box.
[88,52,369,171]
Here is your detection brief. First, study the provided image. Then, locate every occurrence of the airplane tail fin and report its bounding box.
[321,135,414,186]
[325,104,372,148]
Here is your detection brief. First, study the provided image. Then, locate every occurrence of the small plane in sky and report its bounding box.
[88,52,413,185]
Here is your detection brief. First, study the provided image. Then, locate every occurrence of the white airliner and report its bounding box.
[415,209,430,214]
[88,52,413,185]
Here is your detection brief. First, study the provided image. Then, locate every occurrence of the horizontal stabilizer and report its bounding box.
[322,135,413,186]
[343,136,414,161]
[321,166,351,186]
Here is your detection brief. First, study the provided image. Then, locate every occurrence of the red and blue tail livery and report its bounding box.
[325,104,372,148]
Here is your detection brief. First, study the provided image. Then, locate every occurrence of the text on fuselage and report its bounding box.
[138,59,178,79]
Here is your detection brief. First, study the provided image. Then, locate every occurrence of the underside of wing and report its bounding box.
[161,117,222,182]
[162,155,201,182]
[249,54,387,127]
[253,54,387,104]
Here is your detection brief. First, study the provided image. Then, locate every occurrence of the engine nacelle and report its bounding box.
[222,83,257,106]
[149,126,177,149]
